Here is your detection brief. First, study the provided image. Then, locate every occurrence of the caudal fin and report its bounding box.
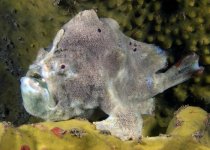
[163,53,204,89]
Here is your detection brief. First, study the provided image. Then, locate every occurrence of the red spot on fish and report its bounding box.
[175,59,182,68]
[20,145,30,150]
[51,127,66,137]
[193,67,204,77]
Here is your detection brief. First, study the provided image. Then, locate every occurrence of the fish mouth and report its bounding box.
[20,76,47,93]
[20,75,50,106]
[21,65,49,91]
[20,75,58,119]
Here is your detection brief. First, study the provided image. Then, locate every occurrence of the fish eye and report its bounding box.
[57,64,67,75]
[60,64,66,69]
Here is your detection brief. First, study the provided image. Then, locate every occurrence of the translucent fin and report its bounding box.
[134,43,168,74]
[138,98,155,115]
[94,106,142,140]
[155,53,203,94]
[34,48,48,63]
[66,9,101,26]
[100,18,120,30]
[105,23,168,74]
[51,29,64,53]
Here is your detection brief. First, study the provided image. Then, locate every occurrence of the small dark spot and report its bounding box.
[134,43,137,47]
[54,48,64,54]
[2,36,8,41]
[175,117,184,127]
[128,137,133,140]
[18,37,24,41]
[98,28,101,32]
[13,22,20,28]
[5,60,8,65]
[6,44,10,49]
[33,73,42,79]
[12,9,17,14]
[160,111,167,118]
[41,31,46,36]
[99,130,111,135]
[129,42,132,45]
[138,136,143,143]
[60,64,65,69]
[5,68,10,71]
[44,47,48,51]
[133,48,137,52]
[134,12,140,18]
[31,44,35,48]
[192,130,204,140]
[69,128,86,138]
[48,17,54,21]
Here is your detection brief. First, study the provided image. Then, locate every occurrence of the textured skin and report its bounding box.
[20,10,203,140]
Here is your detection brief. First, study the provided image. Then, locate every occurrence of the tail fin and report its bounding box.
[155,53,203,94]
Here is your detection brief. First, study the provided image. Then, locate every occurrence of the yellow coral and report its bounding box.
[0,107,209,150]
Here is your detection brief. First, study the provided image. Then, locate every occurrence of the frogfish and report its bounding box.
[20,10,203,140]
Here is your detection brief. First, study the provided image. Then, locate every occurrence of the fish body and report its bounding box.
[20,10,203,140]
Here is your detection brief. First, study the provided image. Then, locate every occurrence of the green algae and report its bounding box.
[166,106,210,149]
[173,85,188,102]
[0,0,70,124]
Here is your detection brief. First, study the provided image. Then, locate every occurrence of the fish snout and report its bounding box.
[26,65,42,79]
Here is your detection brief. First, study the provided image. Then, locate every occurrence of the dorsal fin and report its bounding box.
[51,29,65,53]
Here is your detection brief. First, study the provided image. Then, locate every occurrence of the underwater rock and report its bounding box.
[0,106,209,150]
[1,0,209,130]
[20,10,203,140]
[166,106,210,149]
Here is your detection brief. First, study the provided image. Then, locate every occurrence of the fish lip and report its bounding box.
[20,76,55,119]
[20,76,47,90]
[20,76,55,107]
